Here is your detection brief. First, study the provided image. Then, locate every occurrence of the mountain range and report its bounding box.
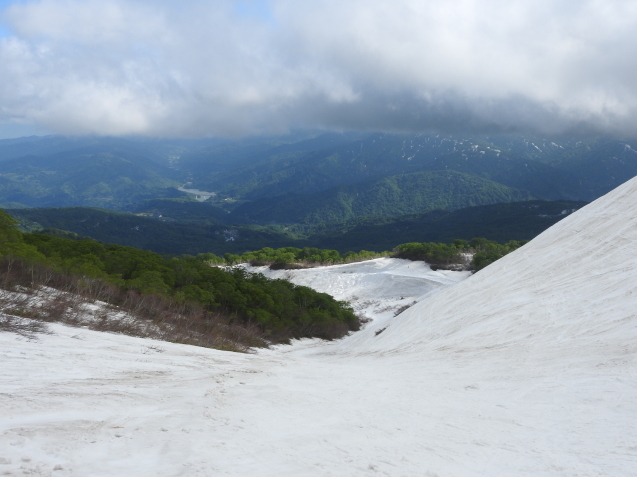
[0,132,635,253]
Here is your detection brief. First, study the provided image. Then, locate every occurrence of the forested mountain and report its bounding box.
[0,136,156,163]
[0,133,634,252]
[197,133,637,203]
[0,150,183,209]
[309,200,586,252]
[232,171,532,224]
[204,133,571,199]
[128,198,231,225]
[179,131,363,180]
[547,139,637,200]
[0,133,364,209]
[7,207,297,255]
[6,200,584,255]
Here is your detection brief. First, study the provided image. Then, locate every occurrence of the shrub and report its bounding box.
[393,242,463,267]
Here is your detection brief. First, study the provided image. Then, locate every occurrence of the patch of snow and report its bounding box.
[243,258,469,323]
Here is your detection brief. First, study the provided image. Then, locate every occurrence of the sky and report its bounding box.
[0,0,636,138]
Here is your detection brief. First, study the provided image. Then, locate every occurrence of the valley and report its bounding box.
[2,176,636,476]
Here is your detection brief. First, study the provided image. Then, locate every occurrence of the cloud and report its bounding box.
[0,0,636,137]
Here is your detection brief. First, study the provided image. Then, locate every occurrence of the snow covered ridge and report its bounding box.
[1,177,637,476]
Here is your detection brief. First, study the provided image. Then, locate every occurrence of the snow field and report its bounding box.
[1,324,262,476]
[244,257,470,323]
[2,176,637,476]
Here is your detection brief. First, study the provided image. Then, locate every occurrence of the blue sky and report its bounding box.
[0,0,15,37]
[0,1,277,35]
[0,0,16,10]
[234,0,276,25]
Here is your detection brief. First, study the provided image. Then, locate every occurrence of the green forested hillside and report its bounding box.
[0,133,633,259]
[180,132,363,185]
[203,134,581,201]
[308,200,586,252]
[6,199,584,255]
[128,198,231,225]
[7,207,301,255]
[0,151,183,209]
[204,134,476,198]
[0,136,164,163]
[232,171,533,224]
[0,210,359,346]
[201,134,637,203]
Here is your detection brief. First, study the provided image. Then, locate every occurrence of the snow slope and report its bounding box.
[2,177,637,476]
[343,173,637,356]
[244,258,470,322]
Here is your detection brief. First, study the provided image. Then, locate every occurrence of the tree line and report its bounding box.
[197,238,528,271]
[0,210,359,347]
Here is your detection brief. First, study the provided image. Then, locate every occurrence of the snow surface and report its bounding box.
[242,258,470,322]
[2,177,637,476]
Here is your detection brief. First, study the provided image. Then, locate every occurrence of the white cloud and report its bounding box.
[1,0,636,137]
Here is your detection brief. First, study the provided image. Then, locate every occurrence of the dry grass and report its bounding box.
[393,301,417,317]
[0,257,266,352]
[0,313,50,339]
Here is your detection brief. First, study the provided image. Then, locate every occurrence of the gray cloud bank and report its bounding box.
[1,0,636,138]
